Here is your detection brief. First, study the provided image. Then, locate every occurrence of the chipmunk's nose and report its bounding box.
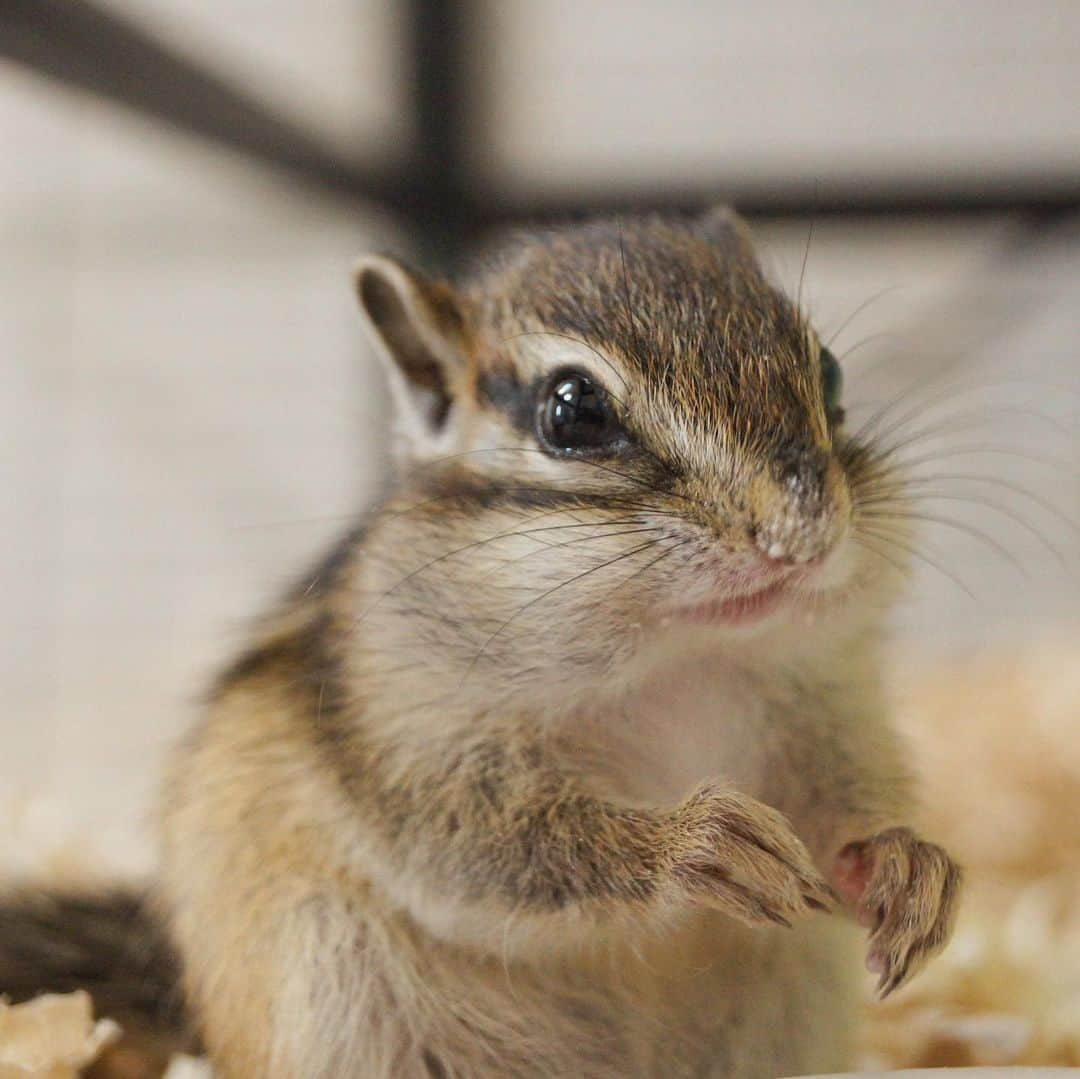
[754,529,827,568]
[749,441,847,566]
[772,441,829,508]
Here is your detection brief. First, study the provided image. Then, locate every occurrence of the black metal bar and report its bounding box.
[402,0,475,265]
[467,184,1080,231]
[0,0,408,210]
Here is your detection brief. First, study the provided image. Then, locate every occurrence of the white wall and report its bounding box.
[476,0,1080,202]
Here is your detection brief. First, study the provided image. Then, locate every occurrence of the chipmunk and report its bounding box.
[1,208,961,1078]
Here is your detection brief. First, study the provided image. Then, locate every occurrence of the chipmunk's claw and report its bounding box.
[668,786,834,928]
[836,827,962,996]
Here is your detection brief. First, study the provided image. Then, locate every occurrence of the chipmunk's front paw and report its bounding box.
[834,827,962,997]
[662,786,834,928]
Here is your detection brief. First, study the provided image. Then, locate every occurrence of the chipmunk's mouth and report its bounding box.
[649,534,859,632]
[662,577,794,627]
[658,566,849,630]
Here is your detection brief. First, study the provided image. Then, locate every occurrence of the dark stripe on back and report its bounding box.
[212,607,345,721]
[286,523,367,602]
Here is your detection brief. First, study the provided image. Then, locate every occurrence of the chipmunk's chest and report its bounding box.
[591,652,846,829]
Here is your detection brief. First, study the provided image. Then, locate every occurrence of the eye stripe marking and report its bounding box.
[475,370,534,434]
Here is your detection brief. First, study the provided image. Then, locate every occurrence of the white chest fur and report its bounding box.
[600,652,775,806]
[577,635,903,863]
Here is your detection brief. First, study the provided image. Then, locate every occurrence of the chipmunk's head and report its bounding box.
[354,210,905,697]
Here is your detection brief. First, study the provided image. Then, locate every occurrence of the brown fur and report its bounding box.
[6,209,964,1077]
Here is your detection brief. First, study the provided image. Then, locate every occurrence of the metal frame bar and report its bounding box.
[403,0,474,261]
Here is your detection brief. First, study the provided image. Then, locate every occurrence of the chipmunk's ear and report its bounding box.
[353,254,468,446]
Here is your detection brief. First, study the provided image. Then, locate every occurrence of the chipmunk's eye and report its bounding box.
[820,346,844,419]
[537,369,624,454]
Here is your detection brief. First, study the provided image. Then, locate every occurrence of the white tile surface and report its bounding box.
[0,62,396,866]
[476,0,1080,199]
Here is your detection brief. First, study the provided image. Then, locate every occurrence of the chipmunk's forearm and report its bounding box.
[355,734,666,929]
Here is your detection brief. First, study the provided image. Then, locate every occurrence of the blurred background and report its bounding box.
[1,0,1079,929]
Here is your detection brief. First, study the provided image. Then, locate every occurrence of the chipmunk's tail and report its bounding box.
[0,887,195,1059]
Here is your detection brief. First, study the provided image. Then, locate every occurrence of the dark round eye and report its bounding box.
[820,346,844,418]
[537,370,623,453]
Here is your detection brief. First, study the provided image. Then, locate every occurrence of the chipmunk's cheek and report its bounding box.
[807,533,858,592]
